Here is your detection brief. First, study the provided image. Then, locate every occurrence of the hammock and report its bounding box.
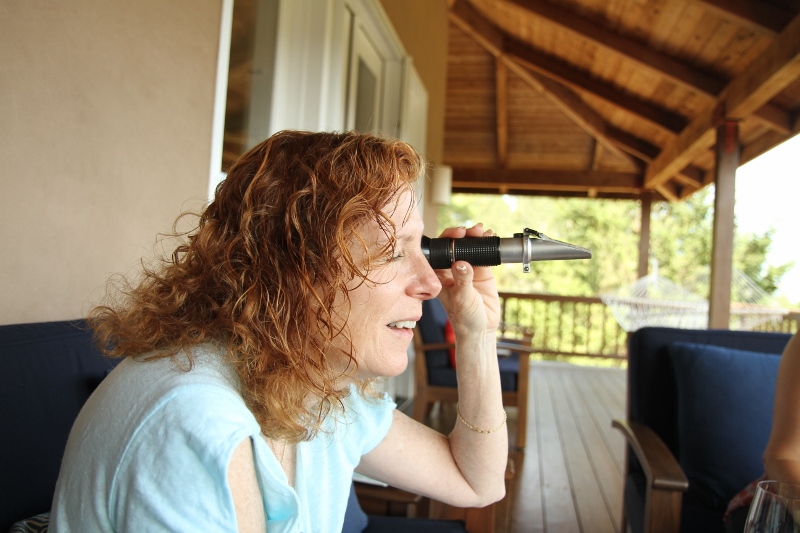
[600,268,788,332]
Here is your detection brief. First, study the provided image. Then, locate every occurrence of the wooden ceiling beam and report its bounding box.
[450,1,636,163]
[505,0,725,97]
[505,39,687,135]
[645,12,800,189]
[604,127,661,161]
[656,182,681,203]
[449,186,652,201]
[674,173,702,192]
[741,126,800,167]
[496,57,508,167]
[752,102,792,135]
[692,0,794,37]
[675,165,706,189]
[503,62,635,162]
[604,127,707,189]
[449,1,504,56]
[452,167,643,194]
[590,139,601,171]
[450,1,686,135]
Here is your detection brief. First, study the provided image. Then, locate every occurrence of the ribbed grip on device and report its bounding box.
[453,236,501,266]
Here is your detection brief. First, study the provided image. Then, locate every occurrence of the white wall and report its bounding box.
[0,0,223,324]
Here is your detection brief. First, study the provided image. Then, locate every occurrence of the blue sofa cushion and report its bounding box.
[420,299,451,371]
[669,342,781,513]
[342,483,368,533]
[0,320,117,531]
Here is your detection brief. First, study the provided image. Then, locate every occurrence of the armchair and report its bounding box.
[412,298,532,449]
[613,327,792,533]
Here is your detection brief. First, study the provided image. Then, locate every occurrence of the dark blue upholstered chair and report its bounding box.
[411,298,532,449]
[613,327,792,533]
[0,320,117,531]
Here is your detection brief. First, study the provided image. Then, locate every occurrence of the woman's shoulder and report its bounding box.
[88,345,257,442]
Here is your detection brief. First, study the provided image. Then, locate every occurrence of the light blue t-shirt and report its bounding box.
[50,346,395,533]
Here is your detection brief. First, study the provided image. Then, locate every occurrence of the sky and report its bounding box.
[735,134,800,305]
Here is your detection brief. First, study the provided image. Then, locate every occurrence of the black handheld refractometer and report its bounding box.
[421,228,591,273]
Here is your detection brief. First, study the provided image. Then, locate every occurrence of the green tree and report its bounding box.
[438,188,792,300]
[650,186,794,301]
[438,194,641,296]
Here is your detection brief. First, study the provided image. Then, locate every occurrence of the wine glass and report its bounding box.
[744,480,800,532]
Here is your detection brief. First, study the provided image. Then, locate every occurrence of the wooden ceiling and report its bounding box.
[442,0,800,201]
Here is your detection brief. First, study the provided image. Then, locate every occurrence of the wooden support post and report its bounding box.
[708,120,739,329]
[638,192,652,279]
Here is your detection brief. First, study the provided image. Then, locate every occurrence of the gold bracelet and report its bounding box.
[456,403,507,434]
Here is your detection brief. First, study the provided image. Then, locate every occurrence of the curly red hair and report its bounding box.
[89,130,424,442]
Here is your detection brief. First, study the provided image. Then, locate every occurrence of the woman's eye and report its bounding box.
[392,253,404,261]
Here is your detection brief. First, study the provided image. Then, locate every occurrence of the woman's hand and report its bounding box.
[433,224,500,336]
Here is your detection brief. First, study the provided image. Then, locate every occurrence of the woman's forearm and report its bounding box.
[448,330,508,506]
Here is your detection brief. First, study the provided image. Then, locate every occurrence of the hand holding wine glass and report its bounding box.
[744,480,800,533]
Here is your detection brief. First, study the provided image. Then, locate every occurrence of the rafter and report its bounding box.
[449,0,686,135]
[692,0,795,37]
[445,0,800,203]
[505,39,687,135]
[752,103,792,135]
[656,182,681,203]
[741,127,800,167]
[604,126,707,188]
[452,167,643,194]
[645,12,800,189]
[505,0,725,97]
[503,62,635,162]
[449,1,663,161]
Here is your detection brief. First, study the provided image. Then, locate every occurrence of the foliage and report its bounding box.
[437,188,794,302]
[437,194,641,296]
[650,187,795,302]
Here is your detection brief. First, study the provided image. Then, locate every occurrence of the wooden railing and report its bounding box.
[499,292,628,360]
[499,292,800,361]
[748,311,800,333]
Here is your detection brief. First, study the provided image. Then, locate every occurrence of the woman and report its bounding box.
[50,131,508,532]
[763,331,800,482]
[724,331,800,532]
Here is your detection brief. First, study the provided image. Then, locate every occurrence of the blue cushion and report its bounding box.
[342,483,368,533]
[420,299,519,391]
[420,299,451,371]
[0,320,117,530]
[669,342,781,512]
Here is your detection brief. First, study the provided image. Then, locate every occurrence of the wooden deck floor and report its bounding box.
[424,360,628,533]
[502,361,628,533]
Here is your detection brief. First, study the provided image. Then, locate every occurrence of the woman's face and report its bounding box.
[334,190,441,380]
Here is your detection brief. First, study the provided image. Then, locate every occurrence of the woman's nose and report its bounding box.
[412,255,441,299]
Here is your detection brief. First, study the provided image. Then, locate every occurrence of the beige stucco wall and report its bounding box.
[379,0,449,233]
[379,0,448,166]
[0,0,449,325]
[0,0,223,325]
